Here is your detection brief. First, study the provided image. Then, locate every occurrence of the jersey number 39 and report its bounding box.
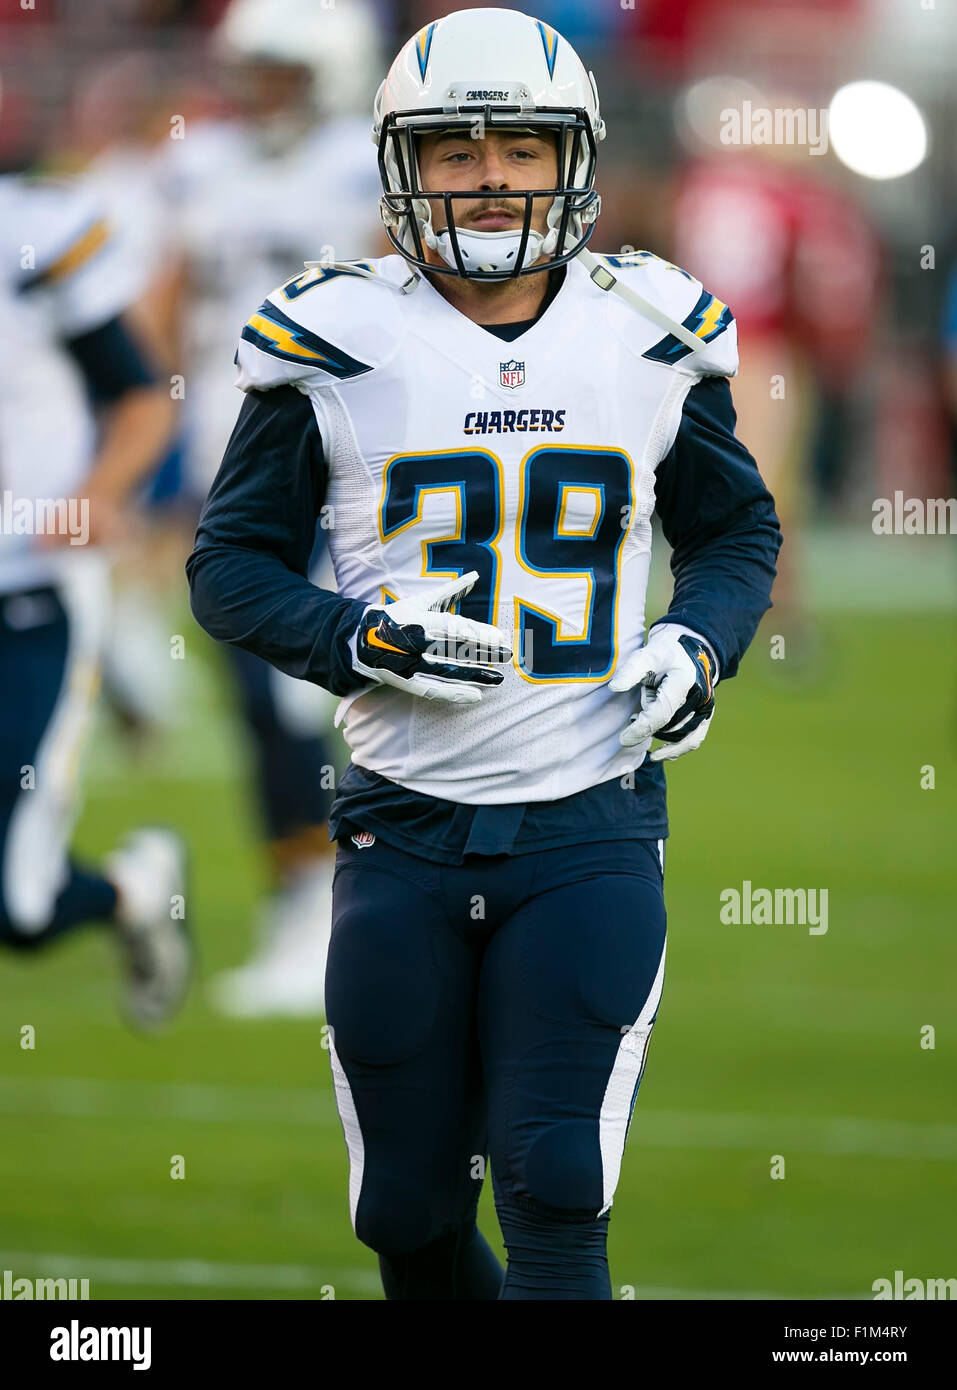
[379,446,633,683]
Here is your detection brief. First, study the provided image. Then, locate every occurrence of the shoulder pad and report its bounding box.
[235,257,411,392]
[591,250,738,379]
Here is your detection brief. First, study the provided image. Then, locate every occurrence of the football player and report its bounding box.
[188,9,782,1298]
[0,142,191,1028]
[154,0,386,1018]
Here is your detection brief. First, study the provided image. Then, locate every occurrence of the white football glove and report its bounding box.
[351,571,511,704]
[609,623,718,762]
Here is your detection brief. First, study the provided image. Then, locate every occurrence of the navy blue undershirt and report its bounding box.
[63,315,158,404]
[187,273,781,864]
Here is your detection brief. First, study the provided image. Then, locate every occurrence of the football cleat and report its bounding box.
[106,829,193,1031]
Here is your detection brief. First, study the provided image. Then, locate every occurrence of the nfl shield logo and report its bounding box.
[351,831,376,849]
[499,359,525,389]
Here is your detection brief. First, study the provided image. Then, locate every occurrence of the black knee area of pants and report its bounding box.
[496,1195,612,1301]
[356,1187,438,1258]
[519,1118,606,1212]
[358,1168,481,1260]
[499,1190,606,1224]
[377,1213,504,1301]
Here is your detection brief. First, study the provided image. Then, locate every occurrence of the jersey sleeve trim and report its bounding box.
[240,300,373,379]
[21,218,111,291]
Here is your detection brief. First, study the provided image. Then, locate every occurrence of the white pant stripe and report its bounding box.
[327,1034,365,1233]
[597,935,666,1216]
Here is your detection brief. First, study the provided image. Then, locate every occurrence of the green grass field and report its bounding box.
[1,599,955,1300]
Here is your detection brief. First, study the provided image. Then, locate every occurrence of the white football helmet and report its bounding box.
[214,0,381,117]
[373,8,605,281]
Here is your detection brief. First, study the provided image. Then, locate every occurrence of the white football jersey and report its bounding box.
[157,117,382,492]
[0,175,134,594]
[234,251,738,803]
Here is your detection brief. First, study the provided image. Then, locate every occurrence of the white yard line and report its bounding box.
[630,1108,957,1161]
[0,1076,954,1161]
[629,1284,863,1301]
[0,1250,856,1300]
[0,1076,338,1127]
[0,1250,379,1294]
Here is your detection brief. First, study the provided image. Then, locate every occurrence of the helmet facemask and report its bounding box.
[376,104,601,281]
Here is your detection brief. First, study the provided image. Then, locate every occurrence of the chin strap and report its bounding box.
[578,249,708,354]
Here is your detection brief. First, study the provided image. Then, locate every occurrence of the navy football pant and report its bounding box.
[326,834,666,1299]
[0,581,117,949]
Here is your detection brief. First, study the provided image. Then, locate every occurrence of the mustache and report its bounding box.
[460,197,527,218]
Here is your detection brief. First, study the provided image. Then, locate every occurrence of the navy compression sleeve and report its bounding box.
[186,386,367,696]
[651,375,782,679]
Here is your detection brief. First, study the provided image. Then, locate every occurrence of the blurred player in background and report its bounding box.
[53,52,194,744]
[0,85,191,1028]
[149,0,385,1017]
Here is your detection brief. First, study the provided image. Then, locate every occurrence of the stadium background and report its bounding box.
[1,0,955,1300]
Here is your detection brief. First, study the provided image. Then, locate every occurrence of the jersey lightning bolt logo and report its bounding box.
[245,312,327,363]
[241,301,372,379]
[693,295,730,343]
[642,290,733,365]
